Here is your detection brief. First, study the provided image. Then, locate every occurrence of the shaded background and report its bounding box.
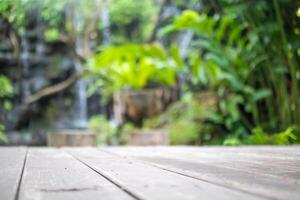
[0,0,300,146]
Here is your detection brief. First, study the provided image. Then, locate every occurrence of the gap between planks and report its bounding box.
[14,147,28,200]
[17,148,134,200]
[0,147,28,200]
[65,149,143,200]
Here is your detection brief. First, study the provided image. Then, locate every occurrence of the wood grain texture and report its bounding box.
[106,146,300,200]
[1,146,299,200]
[18,148,133,200]
[0,147,27,200]
[66,147,263,200]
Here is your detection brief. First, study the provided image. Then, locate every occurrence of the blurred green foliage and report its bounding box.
[87,43,181,98]
[44,28,61,42]
[0,75,13,98]
[158,1,300,145]
[109,0,157,43]
[0,124,8,144]
[161,10,271,138]
[142,93,216,145]
[245,127,297,145]
[0,0,65,32]
[1,0,300,146]
[88,115,116,144]
[0,0,156,43]
[218,0,300,132]
[223,126,298,146]
[0,75,13,143]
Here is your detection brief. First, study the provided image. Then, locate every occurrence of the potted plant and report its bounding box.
[86,43,182,145]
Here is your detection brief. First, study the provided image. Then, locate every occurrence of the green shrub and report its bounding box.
[223,137,242,146]
[0,75,13,98]
[109,0,157,42]
[169,120,200,145]
[88,115,116,145]
[143,93,217,145]
[87,43,182,98]
[242,127,297,145]
[223,126,297,146]
[0,75,13,143]
[0,124,8,144]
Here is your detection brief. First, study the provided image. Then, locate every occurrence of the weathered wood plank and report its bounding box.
[0,147,27,200]
[157,147,300,176]
[18,148,133,200]
[108,146,300,177]
[66,147,263,200]
[106,146,300,173]
[163,146,300,160]
[106,146,300,200]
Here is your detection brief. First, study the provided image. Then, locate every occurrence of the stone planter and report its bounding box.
[47,129,96,147]
[128,129,169,146]
[113,87,177,125]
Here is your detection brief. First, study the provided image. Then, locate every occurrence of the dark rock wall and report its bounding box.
[0,11,103,145]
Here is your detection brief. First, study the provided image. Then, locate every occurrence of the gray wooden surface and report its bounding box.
[0,146,299,200]
[0,147,27,200]
[18,148,132,200]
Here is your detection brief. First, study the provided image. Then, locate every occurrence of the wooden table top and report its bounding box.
[1,146,300,200]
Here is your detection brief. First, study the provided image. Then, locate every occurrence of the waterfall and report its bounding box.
[72,60,88,129]
[54,2,89,129]
[20,32,31,101]
[20,9,46,103]
[70,5,88,129]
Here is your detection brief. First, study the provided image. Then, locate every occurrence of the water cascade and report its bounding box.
[69,3,88,129]
[72,59,88,128]
[20,32,31,102]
